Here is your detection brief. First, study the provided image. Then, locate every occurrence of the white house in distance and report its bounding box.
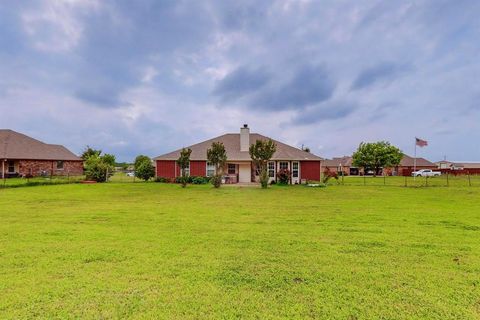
[153,125,322,184]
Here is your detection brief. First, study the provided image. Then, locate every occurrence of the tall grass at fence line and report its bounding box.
[0,175,86,189]
[326,174,480,188]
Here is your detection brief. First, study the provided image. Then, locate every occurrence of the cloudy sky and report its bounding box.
[1,0,479,162]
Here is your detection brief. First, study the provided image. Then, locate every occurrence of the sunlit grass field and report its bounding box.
[1,183,479,319]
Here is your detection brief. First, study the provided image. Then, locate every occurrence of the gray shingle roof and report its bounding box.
[0,129,82,161]
[154,133,322,161]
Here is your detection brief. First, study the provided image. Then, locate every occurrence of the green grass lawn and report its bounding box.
[0,183,479,319]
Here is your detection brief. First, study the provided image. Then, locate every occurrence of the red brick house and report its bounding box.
[323,156,359,176]
[0,129,83,178]
[387,154,437,176]
[154,125,322,184]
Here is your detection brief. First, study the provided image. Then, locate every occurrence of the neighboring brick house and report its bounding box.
[435,160,480,175]
[323,156,360,176]
[387,154,437,176]
[153,125,322,184]
[324,154,436,176]
[0,129,83,178]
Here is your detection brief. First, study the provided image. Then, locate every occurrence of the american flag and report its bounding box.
[416,137,428,147]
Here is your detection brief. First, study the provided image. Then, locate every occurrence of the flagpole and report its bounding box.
[413,138,417,181]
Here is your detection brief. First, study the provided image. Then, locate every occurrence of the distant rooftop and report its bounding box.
[0,129,81,161]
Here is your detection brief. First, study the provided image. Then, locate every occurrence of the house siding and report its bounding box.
[190,161,206,176]
[300,161,321,181]
[156,160,176,178]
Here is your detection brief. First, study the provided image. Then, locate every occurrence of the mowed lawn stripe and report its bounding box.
[0,183,479,319]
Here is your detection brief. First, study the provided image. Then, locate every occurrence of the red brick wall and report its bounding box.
[323,165,350,175]
[301,161,321,181]
[190,161,206,176]
[17,160,83,177]
[398,166,437,176]
[156,160,176,178]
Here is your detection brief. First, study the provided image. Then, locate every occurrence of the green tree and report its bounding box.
[134,155,151,169]
[134,155,155,181]
[81,146,101,160]
[249,139,277,189]
[102,153,116,166]
[177,148,192,188]
[207,142,227,188]
[352,141,403,177]
[84,154,115,182]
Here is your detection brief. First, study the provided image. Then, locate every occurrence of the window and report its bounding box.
[206,162,215,177]
[268,161,275,177]
[182,162,190,176]
[7,161,15,173]
[292,161,299,178]
[279,161,289,170]
[56,161,64,170]
[228,164,236,174]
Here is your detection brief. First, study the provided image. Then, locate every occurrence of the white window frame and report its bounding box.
[268,161,275,177]
[279,161,289,171]
[182,161,190,177]
[206,162,215,177]
[56,160,64,170]
[292,161,299,178]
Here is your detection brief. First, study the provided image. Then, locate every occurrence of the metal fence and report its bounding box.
[326,174,480,188]
[2,172,479,189]
[0,175,86,188]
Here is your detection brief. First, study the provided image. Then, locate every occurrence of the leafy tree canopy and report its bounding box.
[134,155,154,181]
[102,153,116,166]
[84,154,115,182]
[177,148,192,187]
[207,142,227,188]
[135,155,151,169]
[81,146,101,160]
[352,141,403,176]
[249,139,277,188]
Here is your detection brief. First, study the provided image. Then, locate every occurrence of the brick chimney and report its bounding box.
[240,124,250,152]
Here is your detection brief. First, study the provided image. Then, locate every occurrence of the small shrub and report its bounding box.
[134,155,155,181]
[154,176,169,183]
[174,176,195,184]
[210,175,222,188]
[322,170,339,184]
[84,155,115,182]
[191,176,210,184]
[276,169,291,185]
